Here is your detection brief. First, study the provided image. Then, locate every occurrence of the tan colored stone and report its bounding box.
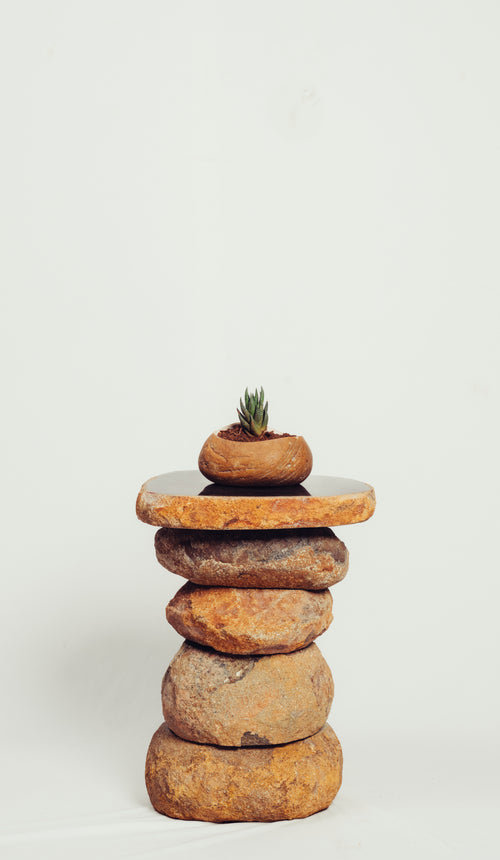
[166,583,333,654]
[136,470,376,529]
[146,722,342,822]
[198,431,313,486]
[155,526,348,590]
[161,641,333,746]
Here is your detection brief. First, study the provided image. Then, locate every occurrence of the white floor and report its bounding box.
[2,730,497,860]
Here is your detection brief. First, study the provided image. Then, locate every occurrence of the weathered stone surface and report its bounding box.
[155,526,348,590]
[146,722,342,822]
[198,431,313,486]
[166,583,333,654]
[136,470,376,529]
[161,641,333,746]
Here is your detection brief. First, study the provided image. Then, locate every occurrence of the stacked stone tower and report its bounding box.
[136,471,375,822]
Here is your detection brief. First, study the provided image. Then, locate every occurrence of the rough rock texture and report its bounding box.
[198,431,313,486]
[161,641,333,746]
[136,471,376,529]
[155,526,348,590]
[146,722,343,822]
[166,583,333,654]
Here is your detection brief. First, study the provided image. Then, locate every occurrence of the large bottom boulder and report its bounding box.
[146,722,342,822]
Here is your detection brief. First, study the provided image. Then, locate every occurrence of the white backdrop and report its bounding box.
[1,2,499,858]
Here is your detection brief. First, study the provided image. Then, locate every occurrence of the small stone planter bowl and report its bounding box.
[198,428,313,487]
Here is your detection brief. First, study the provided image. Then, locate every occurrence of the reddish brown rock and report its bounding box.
[198,430,313,486]
[136,471,376,529]
[155,527,348,590]
[161,641,333,746]
[166,583,333,654]
[146,722,342,822]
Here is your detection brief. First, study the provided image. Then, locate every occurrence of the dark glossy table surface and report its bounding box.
[142,471,373,498]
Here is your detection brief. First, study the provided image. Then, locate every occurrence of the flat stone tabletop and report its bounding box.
[136,471,376,530]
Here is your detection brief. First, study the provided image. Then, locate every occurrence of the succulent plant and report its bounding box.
[237,387,269,436]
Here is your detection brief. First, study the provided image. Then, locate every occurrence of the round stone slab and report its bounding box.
[136,470,376,529]
[146,722,343,822]
[166,582,333,654]
[161,641,333,747]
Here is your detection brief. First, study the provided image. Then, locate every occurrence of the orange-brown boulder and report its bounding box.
[155,526,348,590]
[146,722,342,822]
[161,641,333,746]
[166,583,333,654]
[198,430,313,486]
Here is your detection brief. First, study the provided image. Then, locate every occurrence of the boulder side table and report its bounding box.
[136,470,376,822]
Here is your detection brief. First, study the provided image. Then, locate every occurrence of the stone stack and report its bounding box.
[136,472,375,823]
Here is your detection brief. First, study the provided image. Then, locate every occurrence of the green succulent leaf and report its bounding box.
[240,398,251,422]
[255,387,264,425]
[237,412,251,432]
[236,387,269,436]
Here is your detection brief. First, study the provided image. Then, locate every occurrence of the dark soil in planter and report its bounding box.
[218,424,294,443]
